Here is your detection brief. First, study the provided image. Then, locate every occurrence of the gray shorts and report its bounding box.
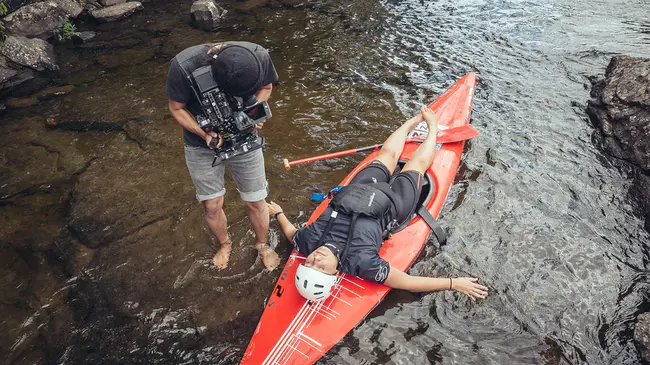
[184,145,268,202]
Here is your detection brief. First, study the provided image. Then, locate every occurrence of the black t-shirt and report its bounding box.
[166,41,279,148]
[292,207,391,284]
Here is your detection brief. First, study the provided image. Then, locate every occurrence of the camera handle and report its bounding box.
[208,136,219,149]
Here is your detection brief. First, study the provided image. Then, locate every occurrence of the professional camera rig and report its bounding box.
[190,65,271,163]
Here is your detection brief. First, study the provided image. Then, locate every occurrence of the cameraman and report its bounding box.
[167,41,279,270]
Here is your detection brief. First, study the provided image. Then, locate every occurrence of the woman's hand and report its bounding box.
[267,201,283,217]
[452,277,488,300]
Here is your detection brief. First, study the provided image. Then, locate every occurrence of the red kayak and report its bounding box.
[242,73,477,365]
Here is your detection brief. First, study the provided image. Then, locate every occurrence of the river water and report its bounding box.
[2,0,649,364]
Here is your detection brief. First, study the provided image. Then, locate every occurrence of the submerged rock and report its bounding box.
[72,31,97,43]
[190,0,227,31]
[587,55,650,232]
[90,2,143,23]
[1,35,58,72]
[99,0,126,6]
[4,0,83,38]
[635,312,650,363]
[587,56,650,170]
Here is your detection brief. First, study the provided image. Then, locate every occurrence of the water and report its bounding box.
[0,0,649,364]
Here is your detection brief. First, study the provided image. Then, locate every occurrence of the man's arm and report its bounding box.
[255,83,273,102]
[168,99,218,147]
[267,201,297,241]
[384,265,488,300]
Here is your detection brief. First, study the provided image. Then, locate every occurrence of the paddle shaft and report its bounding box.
[283,124,479,170]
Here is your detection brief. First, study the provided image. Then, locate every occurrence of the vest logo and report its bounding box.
[375,265,388,282]
[368,192,375,207]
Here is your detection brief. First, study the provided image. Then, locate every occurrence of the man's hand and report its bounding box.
[267,201,283,216]
[205,132,223,149]
[255,121,265,130]
[451,277,489,300]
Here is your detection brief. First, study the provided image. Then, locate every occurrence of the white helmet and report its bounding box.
[295,264,337,302]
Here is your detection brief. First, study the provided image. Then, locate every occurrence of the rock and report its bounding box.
[36,84,75,100]
[0,64,19,85]
[190,0,227,31]
[0,68,37,96]
[635,312,650,363]
[90,2,143,23]
[1,36,58,72]
[99,0,126,6]
[587,56,650,233]
[587,56,650,170]
[4,0,83,38]
[72,31,97,43]
[5,96,38,108]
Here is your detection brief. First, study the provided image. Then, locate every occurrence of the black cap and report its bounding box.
[211,45,264,97]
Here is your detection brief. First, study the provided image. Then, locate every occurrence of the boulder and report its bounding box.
[1,35,58,72]
[4,0,83,38]
[635,312,650,363]
[90,2,143,23]
[190,0,227,31]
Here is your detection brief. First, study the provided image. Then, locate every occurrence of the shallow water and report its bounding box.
[1,0,649,364]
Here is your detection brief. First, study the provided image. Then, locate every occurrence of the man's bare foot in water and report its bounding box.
[256,243,280,271]
[213,239,232,269]
[420,106,438,135]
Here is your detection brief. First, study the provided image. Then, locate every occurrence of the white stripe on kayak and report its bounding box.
[276,275,346,363]
[262,301,310,365]
[266,274,344,364]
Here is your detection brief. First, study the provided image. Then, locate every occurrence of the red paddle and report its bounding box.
[283,124,479,170]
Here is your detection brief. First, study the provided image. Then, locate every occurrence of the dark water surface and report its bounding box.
[1,0,649,364]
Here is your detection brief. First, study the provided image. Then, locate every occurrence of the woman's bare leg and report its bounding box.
[373,112,424,174]
[402,106,439,175]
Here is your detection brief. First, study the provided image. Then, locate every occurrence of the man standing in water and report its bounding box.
[167,41,280,270]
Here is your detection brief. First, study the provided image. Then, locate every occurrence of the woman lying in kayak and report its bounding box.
[268,107,488,301]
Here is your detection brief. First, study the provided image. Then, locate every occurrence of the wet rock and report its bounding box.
[587,56,650,170]
[635,312,650,363]
[90,2,144,23]
[4,0,83,38]
[0,56,19,84]
[99,0,126,6]
[1,35,58,72]
[72,30,97,43]
[5,96,38,108]
[6,86,74,108]
[36,84,75,100]
[587,55,650,232]
[190,0,227,31]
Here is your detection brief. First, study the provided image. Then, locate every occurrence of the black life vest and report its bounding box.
[315,183,400,268]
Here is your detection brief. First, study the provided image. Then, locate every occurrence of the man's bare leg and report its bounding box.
[402,106,439,175]
[373,112,424,174]
[245,200,280,270]
[204,196,232,269]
